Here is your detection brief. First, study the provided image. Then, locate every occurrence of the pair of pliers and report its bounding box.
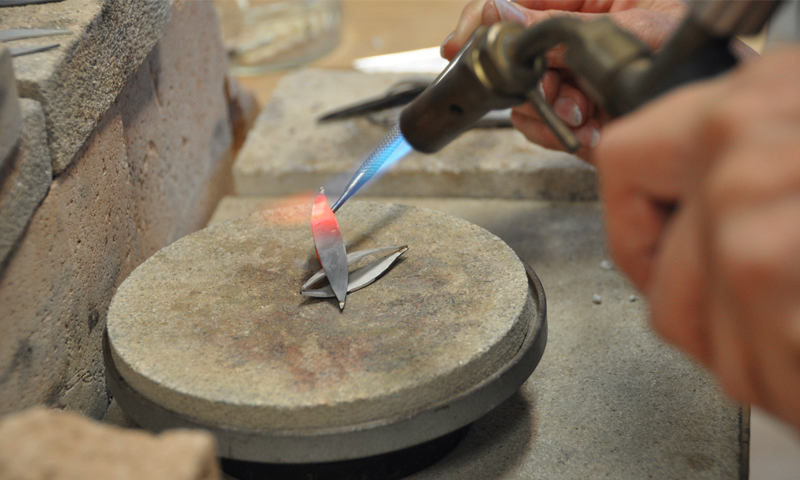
[318,77,514,129]
[317,79,430,123]
[0,28,71,57]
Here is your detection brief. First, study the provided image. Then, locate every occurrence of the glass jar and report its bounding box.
[215,0,342,75]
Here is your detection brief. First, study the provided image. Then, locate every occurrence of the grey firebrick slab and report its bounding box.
[108,202,532,436]
[1,0,170,174]
[233,69,598,201]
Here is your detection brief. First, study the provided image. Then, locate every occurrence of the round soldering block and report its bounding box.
[106,202,541,459]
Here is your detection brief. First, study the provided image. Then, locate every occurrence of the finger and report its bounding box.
[536,7,684,67]
[601,180,672,290]
[696,109,800,422]
[510,109,565,151]
[647,199,711,365]
[513,105,600,148]
[516,0,616,13]
[512,102,540,120]
[709,210,779,413]
[441,0,490,60]
[606,8,682,52]
[704,169,765,402]
[592,106,682,289]
[552,81,594,128]
[515,73,594,127]
[573,120,602,150]
[595,93,702,291]
[525,11,590,69]
[540,69,561,102]
[706,287,761,406]
[441,0,531,60]
[596,80,722,202]
[729,38,759,61]
[711,188,800,422]
[490,0,524,24]
[513,70,561,111]
[443,1,599,68]
[510,110,597,161]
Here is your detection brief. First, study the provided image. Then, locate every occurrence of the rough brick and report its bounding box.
[0,0,239,420]
[225,76,260,153]
[233,69,597,201]
[0,99,52,266]
[117,0,234,260]
[0,106,136,419]
[0,408,220,480]
[0,46,20,172]
[2,0,171,174]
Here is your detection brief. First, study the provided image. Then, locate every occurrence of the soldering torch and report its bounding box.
[330,0,780,213]
[400,0,780,154]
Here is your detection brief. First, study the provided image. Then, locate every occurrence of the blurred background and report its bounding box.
[216,0,466,103]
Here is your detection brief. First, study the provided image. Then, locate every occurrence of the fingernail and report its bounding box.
[441,31,454,58]
[588,127,600,148]
[537,81,546,100]
[554,97,582,127]
[494,0,526,24]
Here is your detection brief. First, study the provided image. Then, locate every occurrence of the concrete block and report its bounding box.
[117,0,234,260]
[0,106,137,419]
[0,407,220,480]
[233,69,597,200]
[0,99,52,266]
[1,0,170,174]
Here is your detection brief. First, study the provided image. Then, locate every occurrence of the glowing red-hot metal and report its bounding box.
[310,188,349,310]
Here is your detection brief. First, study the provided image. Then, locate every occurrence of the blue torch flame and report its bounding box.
[330,124,413,213]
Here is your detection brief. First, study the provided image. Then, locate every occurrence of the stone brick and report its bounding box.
[2,0,171,174]
[0,99,52,266]
[0,0,240,419]
[0,46,20,172]
[0,106,136,419]
[225,76,261,153]
[233,69,597,201]
[117,0,234,260]
[0,407,220,480]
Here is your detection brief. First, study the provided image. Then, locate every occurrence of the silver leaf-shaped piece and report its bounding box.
[301,245,408,298]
